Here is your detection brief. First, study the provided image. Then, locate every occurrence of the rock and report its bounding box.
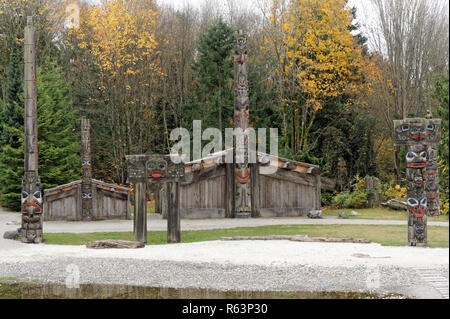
[307,210,323,219]
[338,212,348,219]
[381,198,407,211]
[3,230,19,240]
[86,239,145,249]
[349,211,361,216]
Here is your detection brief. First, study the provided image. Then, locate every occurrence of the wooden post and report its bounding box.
[393,117,441,246]
[250,163,260,217]
[233,30,252,218]
[167,182,180,243]
[133,181,147,243]
[21,16,43,243]
[81,118,93,221]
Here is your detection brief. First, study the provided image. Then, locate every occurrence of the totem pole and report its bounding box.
[81,118,93,220]
[233,30,252,218]
[21,17,43,243]
[393,115,441,246]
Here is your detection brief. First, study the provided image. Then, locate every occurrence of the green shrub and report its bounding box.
[332,191,368,209]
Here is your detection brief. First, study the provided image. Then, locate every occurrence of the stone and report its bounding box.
[3,230,19,240]
[338,212,348,219]
[349,211,361,216]
[307,210,323,219]
[86,240,145,249]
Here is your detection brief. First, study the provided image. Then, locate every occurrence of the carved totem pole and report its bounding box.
[81,118,93,220]
[233,30,252,218]
[21,17,43,243]
[126,155,185,243]
[393,115,441,246]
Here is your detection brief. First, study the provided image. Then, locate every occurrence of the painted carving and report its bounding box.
[233,30,251,217]
[21,17,43,243]
[81,119,93,220]
[394,117,441,246]
[21,172,43,243]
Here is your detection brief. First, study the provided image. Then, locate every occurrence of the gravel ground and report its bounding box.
[1,209,448,299]
[0,240,448,298]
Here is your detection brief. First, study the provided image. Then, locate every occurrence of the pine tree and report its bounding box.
[0,58,80,211]
[192,20,235,133]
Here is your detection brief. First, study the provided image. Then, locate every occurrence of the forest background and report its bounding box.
[0,0,448,213]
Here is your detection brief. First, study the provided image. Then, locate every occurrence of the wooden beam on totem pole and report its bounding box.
[21,16,43,244]
[81,118,93,221]
[166,182,181,243]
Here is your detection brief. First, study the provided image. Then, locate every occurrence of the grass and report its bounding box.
[322,207,449,222]
[43,224,449,248]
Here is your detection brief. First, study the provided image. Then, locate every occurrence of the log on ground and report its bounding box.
[86,239,145,249]
[221,235,371,244]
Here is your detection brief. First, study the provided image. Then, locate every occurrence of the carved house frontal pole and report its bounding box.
[393,115,441,246]
[81,118,93,220]
[21,16,43,243]
[233,30,252,218]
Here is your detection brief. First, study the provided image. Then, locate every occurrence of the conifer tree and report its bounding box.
[0,58,80,211]
[192,20,235,133]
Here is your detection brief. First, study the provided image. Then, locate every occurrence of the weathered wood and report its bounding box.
[233,30,252,218]
[221,235,371,243]
[21,17,42,244]
[86,239,144,249]
[261,168,315,187]
[167,182,180,243]
[315,174,321,210]
[225,163,234,218]
[181,165,226,186]
[393,116,441,246]
[81,118,93,220]
[133,182,147,243]
[250,162,260,217]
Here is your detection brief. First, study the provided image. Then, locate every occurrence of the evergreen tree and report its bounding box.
[0,44,23,148]
[0,58,80,211]
[192,20,234,133]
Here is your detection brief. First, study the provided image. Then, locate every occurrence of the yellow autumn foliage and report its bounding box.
[280,0,366,111]
[67,0,160,78]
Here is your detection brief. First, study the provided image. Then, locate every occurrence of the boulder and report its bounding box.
[338,212,348,219]
[349,211,361,216]
[381,198,407,211]
[3,230,19,240]
[307,210,323,219]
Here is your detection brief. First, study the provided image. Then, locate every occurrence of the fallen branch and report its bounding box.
[221,235,371,244]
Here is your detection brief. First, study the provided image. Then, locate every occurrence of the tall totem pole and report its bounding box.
[393,114,441,246]
[81,118,93,220]
[233,30,252,218]
[21,17,43,243]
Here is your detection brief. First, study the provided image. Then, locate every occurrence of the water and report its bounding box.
[0,281,405,299]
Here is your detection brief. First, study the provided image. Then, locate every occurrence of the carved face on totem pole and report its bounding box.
[127,158,146,183]
[394,120,441,144]
[21,172,43,243]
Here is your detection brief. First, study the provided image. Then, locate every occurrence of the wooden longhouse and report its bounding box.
[158,149,321,219]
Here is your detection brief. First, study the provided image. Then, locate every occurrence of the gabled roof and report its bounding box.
[182,148,320,175]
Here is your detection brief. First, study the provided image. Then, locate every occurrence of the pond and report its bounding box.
[0,281,406,299]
